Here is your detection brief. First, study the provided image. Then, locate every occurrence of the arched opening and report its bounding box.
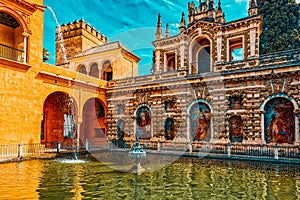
[191,37,211,74]
[229,116,243,143]
[81,98,106,142]
[264,97,295,144]
[135,105,152,139]
[42,92,77,146]
[0,11,25,62]
[89,63,99,78]
[165,118,175,140]
[102,60,113,81]
[78,65,87,74]
[197,46,211,73]
[189,102,211,141]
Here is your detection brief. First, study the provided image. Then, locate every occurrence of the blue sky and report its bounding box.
[43,0,251,75]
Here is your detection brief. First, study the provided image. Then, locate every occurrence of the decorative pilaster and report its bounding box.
[22,32,29,64]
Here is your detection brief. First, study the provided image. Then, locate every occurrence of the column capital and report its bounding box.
[22,32,30,37]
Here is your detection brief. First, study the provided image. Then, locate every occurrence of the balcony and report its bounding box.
[0,43,24,63]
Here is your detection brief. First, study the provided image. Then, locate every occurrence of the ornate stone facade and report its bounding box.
[0,0,299,151]
[106,0,300,146]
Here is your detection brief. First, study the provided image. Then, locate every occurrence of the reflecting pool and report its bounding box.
[0,153,300,199]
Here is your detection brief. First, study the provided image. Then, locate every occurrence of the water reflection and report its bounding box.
[0,155,299,199]
[0,160,43,199]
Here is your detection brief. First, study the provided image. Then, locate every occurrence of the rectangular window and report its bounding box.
[64,114,75,138]
[228,37,243,62]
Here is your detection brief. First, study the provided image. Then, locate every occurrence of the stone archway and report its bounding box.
[81,98,106,142]
[42,92,77,146]
[264,97,295,144]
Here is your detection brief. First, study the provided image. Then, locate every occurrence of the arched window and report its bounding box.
[0,12,25,62]
[102,60,112,81]
[89,63,99,78]
[197,46,210,73]
[78,65,87,74]
[191,37,211,74]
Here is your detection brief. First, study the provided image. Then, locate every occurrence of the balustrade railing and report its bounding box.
[0,44,24,62]
[1,140,298,162]
[0,143,45,160]
[133,140,300,161]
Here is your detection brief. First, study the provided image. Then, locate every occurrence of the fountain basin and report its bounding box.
[128,142,146,174]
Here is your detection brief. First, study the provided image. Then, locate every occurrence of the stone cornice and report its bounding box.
[2,0,39,14]
[215,15,262,31]
[152,34,183,47]
[37,71,105,93]
[0,57,31,71]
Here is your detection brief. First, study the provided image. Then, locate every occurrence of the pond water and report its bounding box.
[0,152,300,199]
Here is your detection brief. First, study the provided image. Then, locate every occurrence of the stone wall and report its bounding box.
[107,50,300,145]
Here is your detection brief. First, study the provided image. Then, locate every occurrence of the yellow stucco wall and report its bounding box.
[0,0,107,145]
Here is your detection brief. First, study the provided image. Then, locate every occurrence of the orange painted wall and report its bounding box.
[0,24,14,47]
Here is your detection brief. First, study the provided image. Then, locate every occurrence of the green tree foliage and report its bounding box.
[43,48,50,62]
[258,0,300,54]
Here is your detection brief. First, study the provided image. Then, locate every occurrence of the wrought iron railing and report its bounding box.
[0,44,24,62]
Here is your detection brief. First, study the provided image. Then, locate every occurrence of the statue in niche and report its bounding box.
[229,116,243,143]
[164,118,175,140]
[111,119,126,148]
[190,103,211,141]
[265,98,294,144]
[136,106,151,140]
[117,120,125,139]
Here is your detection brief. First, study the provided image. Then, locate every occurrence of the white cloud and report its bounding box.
[234,0,247,3]
[296,0,300,3]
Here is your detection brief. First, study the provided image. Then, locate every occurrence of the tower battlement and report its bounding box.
[57,19,108,43]
[55,19,108,66]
